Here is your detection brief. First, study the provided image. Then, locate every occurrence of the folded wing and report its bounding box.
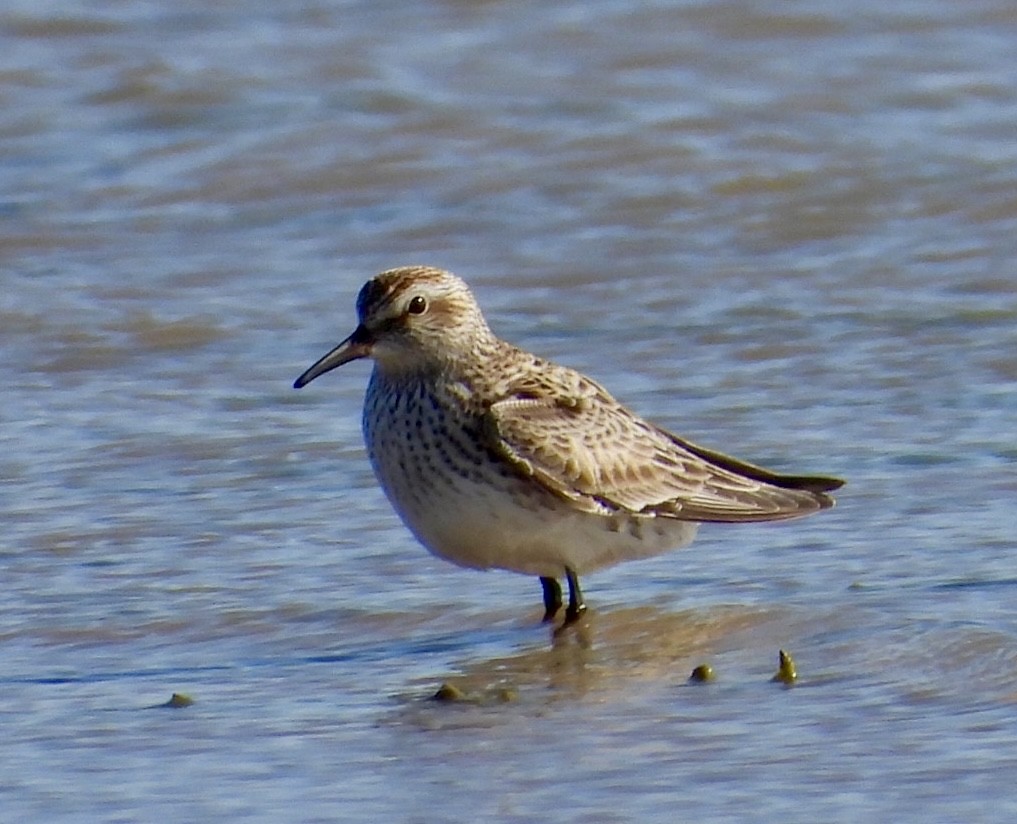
[482,367,842,523]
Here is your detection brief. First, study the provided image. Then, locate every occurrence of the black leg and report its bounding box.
[563,567,586,624]
[540,576,562,622]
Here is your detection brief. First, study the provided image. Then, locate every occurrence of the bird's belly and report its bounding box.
[365,410,698,576]
[401,485,699,576]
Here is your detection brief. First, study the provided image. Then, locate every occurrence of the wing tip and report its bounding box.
[773,474,845,495]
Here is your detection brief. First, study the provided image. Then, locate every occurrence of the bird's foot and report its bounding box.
[562,602,587,625]
[564,567,585,624]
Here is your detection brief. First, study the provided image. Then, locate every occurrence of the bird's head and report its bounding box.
[294,266,494,387]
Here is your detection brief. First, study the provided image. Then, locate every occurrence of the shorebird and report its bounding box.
[294,266,843,624]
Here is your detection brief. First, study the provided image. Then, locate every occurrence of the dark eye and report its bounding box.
[407,295,427,315]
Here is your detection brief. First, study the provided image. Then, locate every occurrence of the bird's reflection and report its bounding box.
[402,604,785,710]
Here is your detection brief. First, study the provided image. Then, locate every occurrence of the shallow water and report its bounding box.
[3,1,1017,821]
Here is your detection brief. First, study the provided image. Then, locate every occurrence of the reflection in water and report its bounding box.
[394,598,1017,734]
[401,605,781,709]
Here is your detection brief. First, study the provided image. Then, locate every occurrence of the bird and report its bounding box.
[294,266,843,624]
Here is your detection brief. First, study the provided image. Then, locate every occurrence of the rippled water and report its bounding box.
[3,1,1017,821]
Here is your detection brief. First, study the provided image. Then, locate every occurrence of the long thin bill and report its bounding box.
[293,326,372,388]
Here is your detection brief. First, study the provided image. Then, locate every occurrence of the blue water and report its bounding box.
[3,1,1017,821]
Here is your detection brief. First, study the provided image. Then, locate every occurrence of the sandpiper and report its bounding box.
[295,266,843,623]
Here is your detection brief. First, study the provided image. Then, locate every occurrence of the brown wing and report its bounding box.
[482,366,842,523]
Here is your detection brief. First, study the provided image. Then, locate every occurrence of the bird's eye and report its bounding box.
[407,295,428,315]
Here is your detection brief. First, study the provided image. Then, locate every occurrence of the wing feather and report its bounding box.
[482,366,840,523]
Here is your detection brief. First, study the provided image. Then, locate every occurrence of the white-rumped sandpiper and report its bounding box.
[295,266,843,623]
